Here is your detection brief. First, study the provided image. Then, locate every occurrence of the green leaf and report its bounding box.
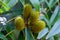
[18,31,25,40]
[46,19,60,39]
[6,25,15,40]
[30,0,40,11]
[20,0,25,5]
[3,0,10,4]
[47,37,54,40]
[0,27,2,32]
[45,0,59,9]
[37,28,48,39]
[25,27,35,40]
[0,9,4,13]
[50,5,60,25]
[0,1,10,13]
[0,33,8,40]
[54,33,60,40]
[0,0,18,13]
[7,0,18,8]
[39,0,45,3]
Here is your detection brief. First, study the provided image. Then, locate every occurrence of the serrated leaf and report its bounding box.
[0,33,8,40]
[30,0,40,11]
[46,19,60,39]
[37,28,48,39]
[25,27,35,40]
[50,5,60,25]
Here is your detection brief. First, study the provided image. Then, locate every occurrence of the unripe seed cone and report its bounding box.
[30,20,45,33]
[14,16,25,30]
[30,11,39,22]
[23,4,32,18]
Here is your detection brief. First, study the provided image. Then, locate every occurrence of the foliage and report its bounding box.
[0,0,60,40]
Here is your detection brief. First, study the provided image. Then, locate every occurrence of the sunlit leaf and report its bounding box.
[46,19,60,39]
[0,1,10,13]
[37,28,48,39]
[50,5,60,25]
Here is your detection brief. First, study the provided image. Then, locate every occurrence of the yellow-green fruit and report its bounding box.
[14,16,25,30]
[23,4,32,18]
[30,11,39,22]
[30,20,45,33]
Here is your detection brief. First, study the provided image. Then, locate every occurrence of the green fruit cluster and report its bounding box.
[14,4,46,33]
[29,11,45,33]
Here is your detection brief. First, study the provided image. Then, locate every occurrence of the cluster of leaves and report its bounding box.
[0,0,60,40]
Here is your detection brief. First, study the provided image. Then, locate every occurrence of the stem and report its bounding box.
[6,17,16,23]
[5,29,15,37]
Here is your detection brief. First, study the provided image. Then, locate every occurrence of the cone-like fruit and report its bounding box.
[30,20,45,33]
[14,16,25,30]
[23,4,32,18]
[30,11,39,22]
